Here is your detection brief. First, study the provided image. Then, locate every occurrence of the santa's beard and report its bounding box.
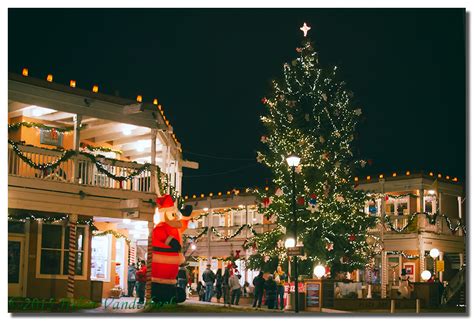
[167,220,182,228]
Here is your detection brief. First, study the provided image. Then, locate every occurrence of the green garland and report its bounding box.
[80,143,122,155]
[92,229,131,245]
[183,227,209,243]
[210,224,259,240]
[386,251,419,259]
[9,140,151,182]
[382,211,466,234]
[8,210,96,231]
[8,121,78,133]
[9,139,76,171]
[80,152,151,182]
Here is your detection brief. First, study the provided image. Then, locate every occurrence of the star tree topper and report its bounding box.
[300,22,311,37]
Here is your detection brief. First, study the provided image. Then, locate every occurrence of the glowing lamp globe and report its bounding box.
[314,265,326,278]
[421,270,432,281]
[188,221,197,229]
[429,248,440,259]
[286,154,301,167]
[284,237,296,249]
[190,244,197,251]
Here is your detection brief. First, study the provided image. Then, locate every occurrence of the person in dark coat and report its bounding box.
[127,263,137,297]
[177,264,188,290]
[215,268,223,303]
[202,264,216,302]
[222,267,231,306]
[252,271,265,308]
[264,274,278,309]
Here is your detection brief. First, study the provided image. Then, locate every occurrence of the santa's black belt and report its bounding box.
[152,246,178,253]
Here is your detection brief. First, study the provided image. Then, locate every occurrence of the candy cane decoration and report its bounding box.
[67,214,78,298]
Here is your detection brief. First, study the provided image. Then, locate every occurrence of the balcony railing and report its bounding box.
[8,143,165,193]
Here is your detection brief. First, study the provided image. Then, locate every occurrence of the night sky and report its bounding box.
[8,9,466,196]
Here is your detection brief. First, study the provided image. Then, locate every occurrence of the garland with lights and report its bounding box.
[92,229,131,245]
[210,224,260,241]
[8,121,78,133]
[183,227,209,243]
[9,139,76,171]
[80,143,123,155]
[386,251,419,259]
[8,210,96,230]
[382,212,466,234]
[9,140,151,182]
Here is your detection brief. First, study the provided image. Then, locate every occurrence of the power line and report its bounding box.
[183,164,258,178]
[183,149,255,161]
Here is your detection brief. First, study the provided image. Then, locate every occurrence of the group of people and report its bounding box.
[127,260,147,305]
[196,264,288,310]
[251,265,287,310]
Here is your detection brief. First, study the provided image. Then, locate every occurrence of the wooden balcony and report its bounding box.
[8,143,164,193]
[383,213,464,236]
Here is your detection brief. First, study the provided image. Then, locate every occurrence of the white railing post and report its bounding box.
[73,114,82,184]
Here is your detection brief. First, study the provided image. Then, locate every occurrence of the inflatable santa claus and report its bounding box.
[151,194,193,303]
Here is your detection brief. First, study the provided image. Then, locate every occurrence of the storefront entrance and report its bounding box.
[8,235,25,297]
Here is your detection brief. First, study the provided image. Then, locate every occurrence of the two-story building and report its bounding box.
[7,70,197,301]
[183,172,465,304]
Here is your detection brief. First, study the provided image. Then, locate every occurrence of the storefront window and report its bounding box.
[39,223,86,276]
[91,234,111,281]
[386,197,409,215]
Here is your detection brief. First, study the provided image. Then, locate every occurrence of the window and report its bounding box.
[210,213,225,227]
[232,210,246,226]
[91,234,111,281]
[39,223,86,276]
[8,221,25,234]
[386,197,409,215]
[249,210,263,224]
[424,196,437,214]
[365,199,380,216]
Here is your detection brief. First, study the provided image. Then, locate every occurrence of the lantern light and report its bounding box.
[429,172,434,176]
[192,195,196,199]
[70,80,76,88]
[284,237,296,249]
[421,270,432,281]
[314,265,326,278]
[379,174,384,179]
[265,186,269,191]
[227,191,231,195]
[153,98,158,105]
[286,154,301,167]
[438,173,442,178]
[429,248,440,259]
[92,85,99,93]
[184,195,188,200]
[366,176,371,180]
[200,194,205,198]
[209,193,213,197]
[392,172,397,177]
[136,95,143,102]
[218,192,222,196]
[46,74,53,82]
[354,177,359,182]
[406,171,410,176]
[446,176,450,180]
[453,177,458,182]
[22,68,29,76]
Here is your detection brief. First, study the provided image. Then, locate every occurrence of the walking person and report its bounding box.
[215,268,223,303]
[264,274,278,309]
[252,271,265,308]
[274,265,287,310]
[202,263,216,302]
[127,263,137,297]
[222,267,231,306]
[229,273,242,305]
[135,260,147,305]
[177,263,188,290]
[197,281,205,301]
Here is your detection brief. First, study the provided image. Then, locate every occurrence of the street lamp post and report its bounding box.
[286,154,301,313]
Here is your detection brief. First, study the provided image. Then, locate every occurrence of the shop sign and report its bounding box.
[436,260,445,272]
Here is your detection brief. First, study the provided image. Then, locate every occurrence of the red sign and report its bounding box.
[284,282,306,293]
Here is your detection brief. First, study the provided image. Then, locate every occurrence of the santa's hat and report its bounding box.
[156,194,178,213]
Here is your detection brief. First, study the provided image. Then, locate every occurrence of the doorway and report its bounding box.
[8,235,25,297]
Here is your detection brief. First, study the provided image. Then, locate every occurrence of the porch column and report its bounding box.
[459,253,464,270]
[381,251,387,298]
[73,115,82,183]
[146,221,154,302]
[67,214,78,298]
[207,204,212,262]
[419,189,424,213]
[150,129,158,194]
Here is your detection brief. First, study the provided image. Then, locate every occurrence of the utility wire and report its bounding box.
[183,149,255,161]
[183,164,258,178]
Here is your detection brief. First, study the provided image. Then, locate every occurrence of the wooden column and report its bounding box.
[145,221,153,302]
[67,214,78,298]
[73,115,82,183]
[381,251,387,298]
[150,129,158,195]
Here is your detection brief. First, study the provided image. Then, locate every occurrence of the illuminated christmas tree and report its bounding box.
[247,23,376,277]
